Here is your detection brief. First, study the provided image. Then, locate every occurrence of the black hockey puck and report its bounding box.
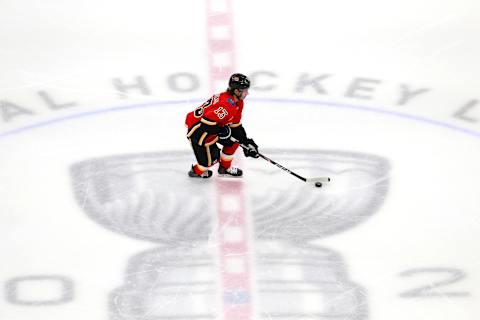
[315,182,322,188]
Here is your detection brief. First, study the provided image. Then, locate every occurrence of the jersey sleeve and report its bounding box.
[230,101,243,126]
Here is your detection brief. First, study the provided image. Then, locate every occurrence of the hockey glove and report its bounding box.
[242,138,259,158]
[217,125,232,140]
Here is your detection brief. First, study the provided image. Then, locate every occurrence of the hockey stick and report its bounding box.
[232,138,331,187]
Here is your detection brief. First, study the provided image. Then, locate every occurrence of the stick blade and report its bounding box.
[306,177,331,184]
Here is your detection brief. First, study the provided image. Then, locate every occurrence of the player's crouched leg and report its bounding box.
[188,137,220,179]
[218,144,243,177]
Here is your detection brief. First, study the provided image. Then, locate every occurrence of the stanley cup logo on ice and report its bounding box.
[71,149,389,319]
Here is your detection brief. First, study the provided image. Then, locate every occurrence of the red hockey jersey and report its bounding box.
[185,91,244,130]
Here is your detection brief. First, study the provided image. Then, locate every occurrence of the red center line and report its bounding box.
[206,0,254,319]
[216,180,254,319]
[206,0,237,92]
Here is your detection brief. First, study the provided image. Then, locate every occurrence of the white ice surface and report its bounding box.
[1,1,480,319]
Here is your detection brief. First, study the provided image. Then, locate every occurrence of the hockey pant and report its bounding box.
[188,133,239,169]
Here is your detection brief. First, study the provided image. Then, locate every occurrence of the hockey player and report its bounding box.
[185,73,259,178]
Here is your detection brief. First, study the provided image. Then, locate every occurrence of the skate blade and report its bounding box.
[217,174,243,178]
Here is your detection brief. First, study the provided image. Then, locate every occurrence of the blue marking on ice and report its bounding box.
[1,98,479,140]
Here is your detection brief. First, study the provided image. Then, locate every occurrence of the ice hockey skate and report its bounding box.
[188,165,213,178]
[217,165,243,178]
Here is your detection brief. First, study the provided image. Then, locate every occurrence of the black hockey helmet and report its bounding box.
[228,73,250,90]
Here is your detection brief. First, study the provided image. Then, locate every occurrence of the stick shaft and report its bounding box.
[256,153,307,182]
[234,139,308,182]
